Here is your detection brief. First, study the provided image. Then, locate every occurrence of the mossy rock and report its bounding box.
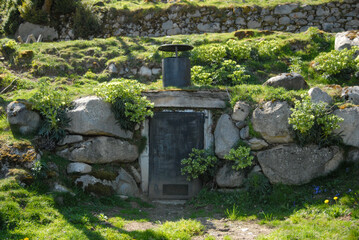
[84,182,115,196]
[90,169,118,181]
[6,168,34,186]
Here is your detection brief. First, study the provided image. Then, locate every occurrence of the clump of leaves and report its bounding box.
[311,46,359,84]
[95,79,154,130]
[288,96,343,146]
[30,80,71,145]
[224,145,253,170]
[181,148,218,181]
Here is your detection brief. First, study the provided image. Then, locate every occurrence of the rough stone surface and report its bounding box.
[57,136,139,164]
[16,22,58,41]
[214,114,240,159]
[274,4,298,14]
[334,107,359,147]
[232,101,251,121]
[347,149,359,163]
[257,145,344,185]
[308,87,333,104]
[341,86,359,105]
[143,90,229,109]
[129,165,141,184]
[240,126,250,140]
[114,168,139,196]
[67,162,92,174]
[58,135,83,146]
[75,175,115,196]
[139,66,152,77]
[7,101,41,135]
[335,31,359,50]
[263,73,309,90]
[216,163,245,188]
[248,138,269,150]
[66,96,133,139]
[252,101,293,144]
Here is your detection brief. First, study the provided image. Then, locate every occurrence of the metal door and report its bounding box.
[149,112,204,199]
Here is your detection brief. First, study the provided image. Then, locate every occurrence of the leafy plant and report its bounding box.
[73,5,101,38]
[18,0,49,24]
[95,79,154,130]
[245,172,272,200]
[0,39,18,60]
[226,39,252,61]
[288,96,343,146]
[224,145,253,170]
[191,65,213,86]
[311,46,359,84]
[181,148,218,181]
[2,6,21,35]
[30,80,71,144]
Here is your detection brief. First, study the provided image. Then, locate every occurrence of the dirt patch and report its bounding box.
[121,201,274,239]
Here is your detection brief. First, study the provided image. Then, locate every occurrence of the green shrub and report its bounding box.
[0,39,18,60]
[226,39,252,61]
[288,96,343,146]
[52,0,78,15]
[191,65,213,86]
[181,148,218,181]
[18,0,49,24]
[73,5,101,38]
[212,59,250,85]
[30,80,71,143]
[191,44,226,65]
[2,6,21,35]
[224,145,253,170]
[311,46,359,84]
[95,79,154,130]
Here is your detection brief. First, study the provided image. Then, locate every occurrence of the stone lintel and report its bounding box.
[142,90,229,109]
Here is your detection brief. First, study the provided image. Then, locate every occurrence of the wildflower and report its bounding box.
[324,199,329,204]
[334,196,338,201]
[24,238,29,240]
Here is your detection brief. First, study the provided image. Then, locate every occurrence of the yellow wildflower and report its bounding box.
[333,196,338,201]
[324,199,329,204]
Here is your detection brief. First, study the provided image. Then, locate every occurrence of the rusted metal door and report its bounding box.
[149,112,204,199]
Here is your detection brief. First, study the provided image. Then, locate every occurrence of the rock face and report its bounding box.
[66,96,133,139]
[347,150,359,163]
[6,101,40,135]
[341,86,359,105]
[113,168,139,196]
[16,22,58,41]
[308,87,333,104]
[231,101,251,121]
[257,145,344,185]
[75,168,139,197]
[58,135,83,146]
[252,101,293,144]
[57,136,139,164]
[335,31,359,50]
[214,114,240,159]
[263,73,309,90]
[67,162,92,174]
[248,138,269,150]
[216,163,245,188]
[334,107,359,148]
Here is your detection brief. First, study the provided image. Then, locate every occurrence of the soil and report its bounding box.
[122,201,274,240]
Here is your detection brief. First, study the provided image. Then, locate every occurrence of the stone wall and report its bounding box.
[55,0,358,40]
[5,88,359,197]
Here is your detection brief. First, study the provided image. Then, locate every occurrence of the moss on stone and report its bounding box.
[90,169,118,181]
[84,182,114,196]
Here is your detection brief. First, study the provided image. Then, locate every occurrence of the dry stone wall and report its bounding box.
[57,0,359,40]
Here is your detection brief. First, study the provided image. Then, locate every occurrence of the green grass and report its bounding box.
[0,176,204,240]
[190,162,359,239]
[82,0,340,11]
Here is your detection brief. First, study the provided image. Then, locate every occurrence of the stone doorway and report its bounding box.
[148,112,204,199]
